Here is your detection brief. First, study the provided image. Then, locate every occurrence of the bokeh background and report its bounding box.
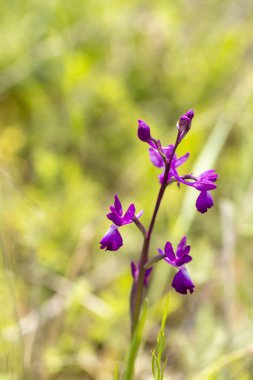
[1,1,253,379]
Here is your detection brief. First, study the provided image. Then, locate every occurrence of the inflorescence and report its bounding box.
[100,110,218,329]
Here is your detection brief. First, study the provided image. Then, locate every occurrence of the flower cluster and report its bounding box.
[139,113,218,214]
[100,110,218,298]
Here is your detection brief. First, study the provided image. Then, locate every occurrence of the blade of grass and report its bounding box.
[123,299,148,380]
[194,343,253,380]
[114,363,119,380]
[152,295,169,380]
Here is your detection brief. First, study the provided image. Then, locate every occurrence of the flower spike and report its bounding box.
[101,109,218,335]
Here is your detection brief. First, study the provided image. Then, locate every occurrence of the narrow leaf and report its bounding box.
[124,299,148,380]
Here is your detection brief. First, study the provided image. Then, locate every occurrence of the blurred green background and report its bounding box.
[1,0,253,379]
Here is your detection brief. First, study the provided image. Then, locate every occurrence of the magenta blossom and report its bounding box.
[158,237,195,294]
[173,169,218,213]
[149,144,189,184]
[107,195,136,226]
[158,236,192,267]
[100,195,142,252]
[193,170,218,191]
[174,169,218,192]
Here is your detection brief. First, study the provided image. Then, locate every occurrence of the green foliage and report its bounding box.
[124,299,148,380]
[152,296,169,380]
[114,363,119,380]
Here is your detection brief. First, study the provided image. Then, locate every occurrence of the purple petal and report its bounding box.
[171,268,195,294]
[194,170,218,191]
[176,236,187,254]
[199,169,218,182]
[149,148,164,168]
[114,195,123,216]
[106,212,122,226]
[175,254,192,266]
[163,145,174,161]
[159,169,173,184]
[100,225,123,251]
[174,152,190,168]
[135,210,144,219]
[164,241,176,261]
[196,191,214,213]
[110,206,116,213]
[158,172,165,184]
[123,203,136,224]
[176,236,190,258]
[194,180,217,191]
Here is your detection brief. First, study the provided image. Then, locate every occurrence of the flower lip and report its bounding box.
[172,268,195,294]
[196,190,214,213]
[100,225,123,251]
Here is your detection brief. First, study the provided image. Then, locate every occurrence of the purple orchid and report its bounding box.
[131,261,153,287]
[107,195,136,226]
[100,195,142,252]
[174,169,218,192]
[142,113,218,213]
[158,237,195,294]
[158,237,192,267]
[193,170,218,213]
[149,144,190,184]
[173,169,218,213]
[193,170,218,191]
